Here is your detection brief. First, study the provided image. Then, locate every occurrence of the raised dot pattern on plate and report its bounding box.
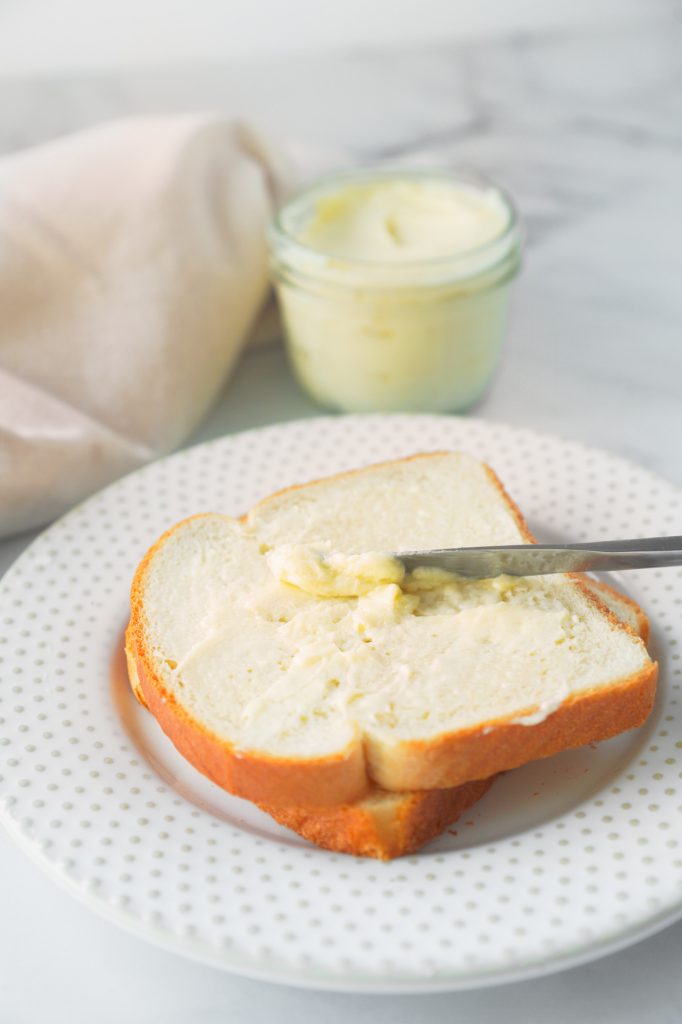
[0,414,681,992]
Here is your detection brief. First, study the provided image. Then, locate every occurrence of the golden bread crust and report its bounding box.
[583,578,650,644]
[259,776,496,860]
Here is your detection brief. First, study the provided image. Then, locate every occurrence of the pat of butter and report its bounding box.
[267,544,404,598]
[300,180,508,264]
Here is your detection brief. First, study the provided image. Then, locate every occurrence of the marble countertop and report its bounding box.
[2,5,682,1022]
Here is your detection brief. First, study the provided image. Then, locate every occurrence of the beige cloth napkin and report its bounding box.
[0,114,309,539]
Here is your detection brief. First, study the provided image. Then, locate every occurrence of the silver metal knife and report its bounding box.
[396,535,682,580]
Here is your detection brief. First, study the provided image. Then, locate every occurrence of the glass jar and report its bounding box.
[268,168,522,413]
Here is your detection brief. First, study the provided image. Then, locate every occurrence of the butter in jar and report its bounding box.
[268,169,522,413]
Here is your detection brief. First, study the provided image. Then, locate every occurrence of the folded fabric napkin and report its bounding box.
[0,114,315,539]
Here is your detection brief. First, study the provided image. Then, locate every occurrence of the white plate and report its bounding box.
[1,414,681,993]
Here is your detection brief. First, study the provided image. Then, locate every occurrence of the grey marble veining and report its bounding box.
[0,8,678,155]
[2,8,682,1023]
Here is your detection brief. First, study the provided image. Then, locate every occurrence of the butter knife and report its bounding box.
[396,536,682,580]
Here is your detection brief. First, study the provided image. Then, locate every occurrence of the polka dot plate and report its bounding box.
[1,414,681,993]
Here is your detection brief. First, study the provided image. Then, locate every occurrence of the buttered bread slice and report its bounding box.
[126,453,656,807]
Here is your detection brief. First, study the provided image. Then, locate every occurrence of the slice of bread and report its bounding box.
[126,452,656,808]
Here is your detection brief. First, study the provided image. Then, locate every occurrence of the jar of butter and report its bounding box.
[268,168,522,413]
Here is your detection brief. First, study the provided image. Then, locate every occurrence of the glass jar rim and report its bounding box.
[268,166,522,286]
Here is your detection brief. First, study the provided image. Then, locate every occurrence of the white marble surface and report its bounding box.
[2,5,682,1021]
[0,0,645,76]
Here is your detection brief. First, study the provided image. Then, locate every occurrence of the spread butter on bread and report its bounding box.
[126,453,657,823]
